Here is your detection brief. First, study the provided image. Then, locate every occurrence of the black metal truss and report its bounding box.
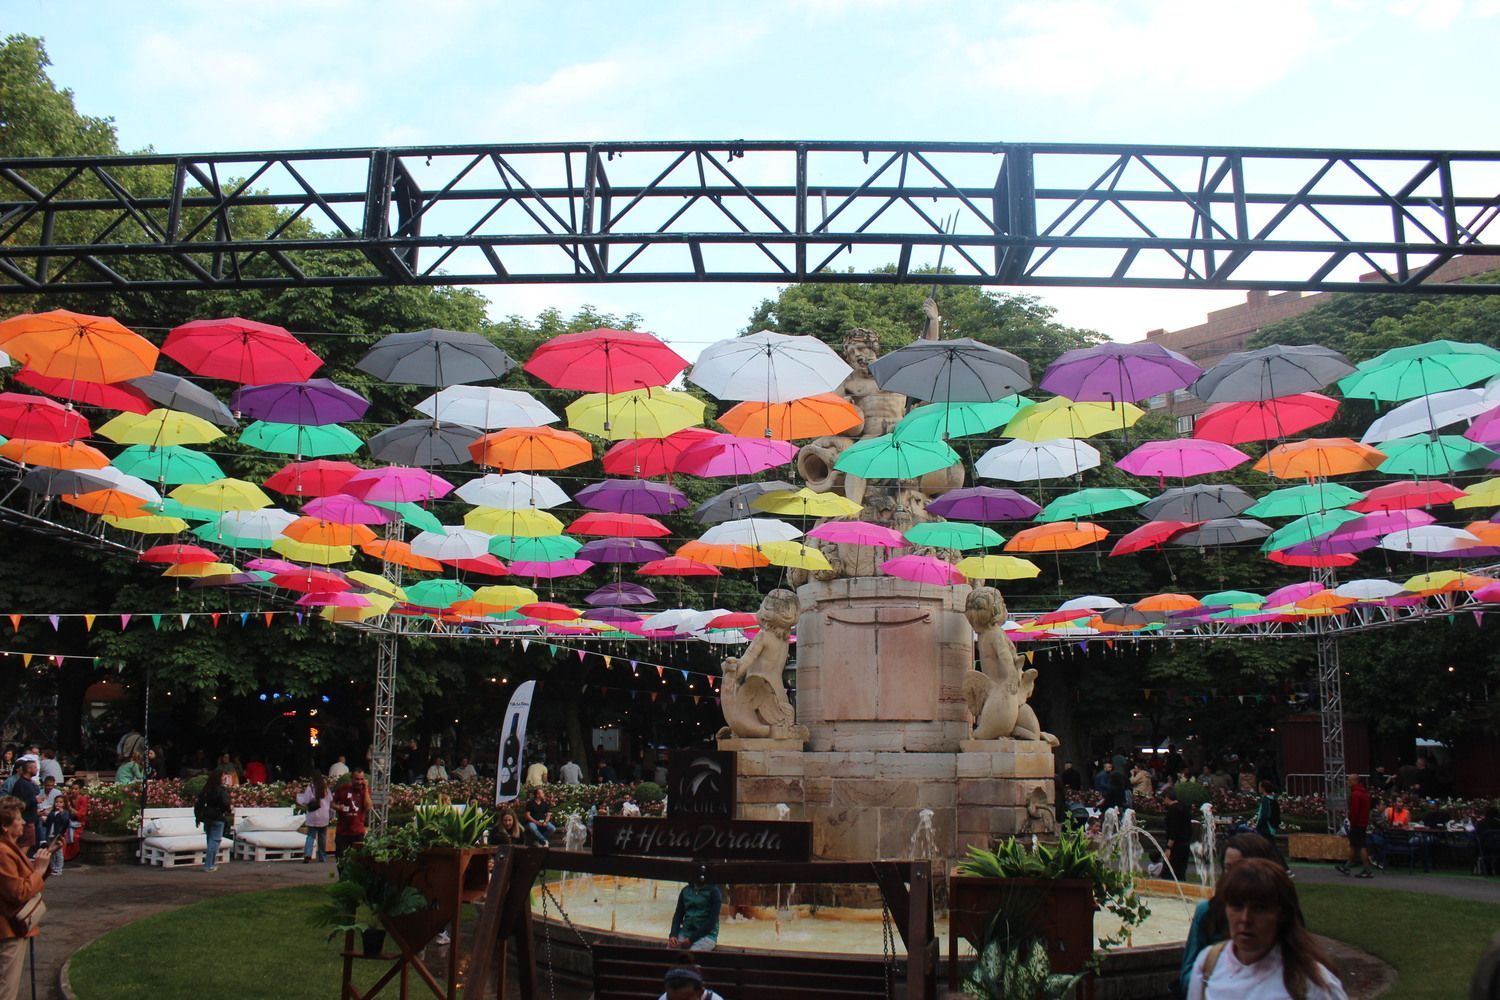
[1,141,1499,294]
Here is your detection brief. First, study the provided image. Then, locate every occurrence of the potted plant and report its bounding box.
[314,855,426,957]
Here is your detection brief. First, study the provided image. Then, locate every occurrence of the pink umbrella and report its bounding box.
[808,521,908,548]
[674,434,798,477]
[1473,582,1500,603]
[881,554,964,584]
[1465,404,1500,443]
[1332,509,1437,538]
[295,591,370,608]
[1116,439,1251,479]
[510,558,594,578]
[244,558,306,575]
[302,493,398,525]
[1263,581,1324,607]
[343,466,454,503]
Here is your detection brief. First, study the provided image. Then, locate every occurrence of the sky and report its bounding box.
[11,0,1500,359]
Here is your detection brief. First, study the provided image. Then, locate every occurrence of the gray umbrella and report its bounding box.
[692,481,796,524]
[869,338,1031,403]
[1192,345,1355,403]
[128,373,237,428]
[367,419,483,466]
[16,467,115,498]
[356,329,517,387]
[1173,517,1272,547]
[1141,484,1255,522]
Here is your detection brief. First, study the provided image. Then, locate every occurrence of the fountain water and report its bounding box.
[1192,804,1218,889]
[908,808,939,861]
[560,813,591,900]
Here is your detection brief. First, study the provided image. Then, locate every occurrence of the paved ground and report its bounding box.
[1290,859,1500,903]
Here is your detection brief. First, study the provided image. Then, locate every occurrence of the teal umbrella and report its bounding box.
[1376,434,1496,477]
[892,398,1033,442]
[833,434,959,480]
[488,534,582,562]
[240,420,362,458]
[144,498,220,521]
[1261,509,1364,552]
[403,578,474,610]
[1201,590,1264,608]
[370,500,446,534]
[113,445,225,485]
[189,523,277,548]
[1338,341,1500,401]
[1246,483,1364,518]
[1036,487,1149,523]
[903,521,1004,550]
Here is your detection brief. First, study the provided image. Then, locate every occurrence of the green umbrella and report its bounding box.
[113,445,225,485]
[1338,341,1500,401]
[1261,509,1364,552]
[1209,608,1273,621]
[144,498,220,521]
[832,434,959,480]
[240,420,362,458]
[892,398,1033,442]
[189,522,277,548]
[370,500,446,534]
[1201,590,1264,608]
[1246,483,1364,518]
[1376,434,1496,477]
[488,534,582,562]
[404,578,474,609]
[1035,487,1149,523]
[903,521,1004,550]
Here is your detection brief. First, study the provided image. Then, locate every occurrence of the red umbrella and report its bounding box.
[264,460,362,498]
[602,427,717,478]
[1267,549,1358,569]
[1109,520,1200,556]
[0,392,91,442]
[637,556,722,577]
[1348,480,1466,513]
[1193,392,1339,444]
[708,612,757,629]
[519,601,579,621]
[271,568,350,593]
[566,512,671,538]
[11,369,152,413]
[162,317,323,383]
[139,544,219,565]
[443,554,510,577]
[523,328,687,393]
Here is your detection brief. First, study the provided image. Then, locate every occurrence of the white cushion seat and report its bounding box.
[143,832,230,851]
[235,830,306,849]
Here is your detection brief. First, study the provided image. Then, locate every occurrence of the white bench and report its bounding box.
[230,807,307,862]
[139,807,232,869]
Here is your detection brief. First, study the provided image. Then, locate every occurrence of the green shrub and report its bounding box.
[633,781,665,804]
[1173,781,1210,807]
[181,774,208,800]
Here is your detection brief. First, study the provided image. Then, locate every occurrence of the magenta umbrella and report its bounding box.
[1281,534,1382,557]
[343,466,454,503]
[1263,581,1325,607]
[302,493,398,525]
[1465,404,1500,443]
[1117,439,1251,479]
[1331,509,1437,538]
[229,378,369,425]
[576,479,688,515]
[510,558,594,578]
[1040,342,1202,403]
[244,558,306,575]
[881,554,964,584]
[674,434,798,477]
[808,521,908,548]
[926,486,1040,522]
[296,591,370,608]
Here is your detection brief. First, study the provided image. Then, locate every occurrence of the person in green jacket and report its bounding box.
[668,875,723,952]
[1177,832,1290,996]
[113,752,144,785]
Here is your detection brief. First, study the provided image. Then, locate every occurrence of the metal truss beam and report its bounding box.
[2,141,1499,294]
[370,631,398,837]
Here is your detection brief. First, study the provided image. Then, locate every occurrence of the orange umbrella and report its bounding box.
[468,426,593,470]
[62,489,150,518]
[676,540,771,569]
[1005,522,1109,553]
[283,516,376,547]
[1464,521,1500,547]
[1295,591,1358,610]
[1134,592,1201,612]
[1253,438,1385,479]
[359,538,442,571]
[0,438,110,469]
[717,393,862,441]
[0,310,158,382]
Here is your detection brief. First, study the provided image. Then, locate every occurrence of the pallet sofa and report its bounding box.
[138,806,307,867]
[231,807,309,862]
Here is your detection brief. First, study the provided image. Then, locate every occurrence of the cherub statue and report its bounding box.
[717,590,805,741]
[961,587,1058,744]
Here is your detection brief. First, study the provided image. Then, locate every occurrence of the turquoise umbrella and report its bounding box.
[833,434,959,479]
[1261,510,1364,552]
[370,500,446,534]
[1035,487,1149,523]
[1201,590,1264,608]
[1376,434,1496,477]
[892,398,1033,442]
[404,578,475,610]
[189,523,277,548]
[1246,483,1364,518]
[144,498,220,521]
[488,534,582,562]
[903,521,1004,550]
[1338,341,1500,401]
[240,420,362,458]
[113,445,224,485]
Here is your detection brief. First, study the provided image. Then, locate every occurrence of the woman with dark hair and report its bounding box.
[194,769,232,873]
[297,773,332,863]
[1187,858,1345,999]
[1178,833,1289,995]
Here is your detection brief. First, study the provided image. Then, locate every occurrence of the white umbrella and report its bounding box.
[693,629,749,645]
[213,508,297,541]
[1378,526,1482,554]
[414,386,558,429]
[87,466,163,504]
[454,472,569,509]
[1047,625,1101,637]
[975,438,1102,482]
[410,527,493,561]
[678,608,732,634]
[1058,595,1121,612]
[699,518,802,546]
[642,608,705,631]
[1359,388,1488,443]
[687,331,852,403]
[1334,579,1407,600]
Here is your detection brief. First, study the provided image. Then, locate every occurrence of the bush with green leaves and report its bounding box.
[312,855,426,938]
[632,781,665,804]
[1172,780,1210,807]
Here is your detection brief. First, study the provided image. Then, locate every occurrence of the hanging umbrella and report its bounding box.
[869,338,1031,402]
[230,379,369,425]
[880,554,964,585]
[755,540,833,572]
[367,419,483,466]
[903,521,1001,549]
[97,409,223,447]
[469,585,540,610]
[1040,341,1201,403]
[810,521,910,548]
[675,541,770,569]
[578,538,669,564]
[1135,592,1201,612]
[356,329,516,386]
[752,487,865,519]
[566,511,669,538]
[17,467,114,498]
[455,473,570,509]
[301,494,396,525]
[239,421,361,458]
[1109,520,1200,556]
[1339,341,1500,402]
[1254,438,1386,479]
[1116,440,1250,479]
[954,554,1041,580]
[637,557,721,577]
[269,538,355,565]
[140,543,220,565]
[602,428,718,478]
[372,500,445,533]
[1192,393,1340,444]
[1379,526,1482,554]
[414,385,557,429]
[0,438,110,470]
[128,373,238,429]
[1006,522,1107,552]
[1359,388,1489,443]
[103,513,188,534]
[469,426,593,470]
[411,528,494,562]
[518,601,581,622]
[77,466,159,502]
[1036,488,1149,524]
[264,460,362,498]
[926,487,1041,522]
[585,582,657,607]
[343,466,453,503]
[1247,483,1364,518]
[892,398,1033,443]
[1330,510,1436,539]
[1261,510,1364,552]
[169,478,272,512]
[296,591,371,609]
[404,579,475,610]
[1201,590,1265,609]
[112,445,224,486]
[444,553,512,576]
[1464,403,1500,444]
[1405,571,1497,594]
[1173,518,1272,547]
[576,479,689,515]
[0,392,90,442]
[700,518,802,547]
[1140,484,1254,522]
[833,434,960,480]
[161,317,321,384]
[693,481,797,524]
[687,331,852,403]
[718,394,862,440]
[674,434,798,477]
[0,309,158,382]
[1005,396,1143,441]
[565,388,705,440]
[524,328,687,393]
[1454,478,1500,509]
[10,369,152,414]
[488,535,583,562]
[360,539,443,571]
[1193,345,1355,402]
[64,489,151,518]
[201,508,297,541]
[975,439,1101,482]
[1376,434,1495,477]
[159,561,239,580]
[462,508,564,536]
[1334,579,1407,600]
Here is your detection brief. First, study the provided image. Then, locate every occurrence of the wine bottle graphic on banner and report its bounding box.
[496,680,535,803]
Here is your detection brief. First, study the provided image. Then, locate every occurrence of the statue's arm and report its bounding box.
[921,297,942,340]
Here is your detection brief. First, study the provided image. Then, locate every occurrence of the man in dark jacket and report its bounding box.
[1162,785,1193,881]
[1338,773,1374,878]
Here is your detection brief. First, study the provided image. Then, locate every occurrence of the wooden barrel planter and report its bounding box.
[948,875,1095,984]
[369,846,496,953]
[79,832,139,866]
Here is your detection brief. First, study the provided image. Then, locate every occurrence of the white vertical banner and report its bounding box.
[495,680,536,803]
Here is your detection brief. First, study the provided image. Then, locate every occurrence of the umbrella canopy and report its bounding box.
[687,331,852,403]
[1116,439,1250,479]
[230,379,369,425]
[0,438,110,470]
[718,394,862,441]
[414,385,557,429]
[1334,579,1407,600]
[371,501,445,533]
[203,507,298,541]
[1036,488,1149,523]
[0,309,158,382]
[343,466,454,503]
[976,438,1102,482]
[601,427,718,478]
[455,473,571,510]
[65,489,150,518]
[1262,510,1364,552]
[1192,393,1340,444]
[17,467,115,498]
[367,419,483,466]
[1379,525,1482,554]
[97,409,223,447]
[1254,438,1386,479]
[926,486,1041,522]
[833,434,960,480]
[903,521,1001,549]
[488,535,583,562]
[404,579,475,609]
[1347,479,1465,513]
[105,514,189,534]
[892,398,1032,442]
[1174,518,1272,547]
[752,487,864,519]
[301,494,396,525]
[955,555,1041,580]
[869,338,1031,402]
[411,528,495,562]
[112,445,224,486]
[1006,521,1108,552]
[127,373,238,428]
[1193,345,1355,402]
[637,557,722,577]
[264,460,362,498]
[674,434,798,477]
[1040,341,1201,403]
[1406,571,1497,594]
[282,517,375,547]
[356,329,516,386]
[565,388,704,440]
[11,369,152,413]
[1339,340,1500,402]
[524,328,687,392]
[469,426,593,470]
[1004,396,1143,441]
[674,541,769,569]
[1359,388,1489,443]
[360,538,443,571]
[162,318,321,384]
[755,540,833,572]
[1330,510,1436,539]
[461,508,564,536]
[1109,520,1200,556]
[1141,484,1255,522]
[810,521,910,548]
[577,538,669,564]
[880,554,964,585]
[444,554,512,577]
[1136,592,1202,612]
[700,518,802,547]
[1454,478,1500,509]
[1201,590,1265,609]
[1375,434,1495,477]
[576,479,689,515]
[140,543,221,565]
[239,421,362,458]
[170,478,272,512]
[585,583,657,607]
[693,481,797,524]
[0,392,90,441]
[1246,483,1364,518]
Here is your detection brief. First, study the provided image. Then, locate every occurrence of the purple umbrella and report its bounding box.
[1040,342,1202,403]
[926,486,1041,521]
[343,466,454,503]
[585,582,658,607]
[576,479,689,515]
[1281,534,1382,557]
[230,378,370,426]
[190,572,265,587]
[584,607,645,624]
[577,538,669,563]
[674,434,798,477]
[510,558,594,578]
[1330,509,1436,538]
[302,493,399,525]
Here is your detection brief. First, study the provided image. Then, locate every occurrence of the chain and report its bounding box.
[540,875,556,1000]
[880,890,896,1000]
[540,878,594,949]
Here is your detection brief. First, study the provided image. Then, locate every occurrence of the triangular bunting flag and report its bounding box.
[240,613,249,626]
[656,665,665,678]
[576,649,585,662]
[295,613,304,625]
[22,654,32,667]
[180,613,191,629]
[264,612,274,627]
[119,614,131,631]
[210,613,221,628]
[83,614,95,632]
[650,692,658,702]
[51,655,62,667]
[680,670,689,681]
[47,615,60,631]
[603,655,612,669]
[1024,651,1034,664]
[629,660,638,672]
[151,615,162,630]
[521,639,531,652]
[7,615,19,633]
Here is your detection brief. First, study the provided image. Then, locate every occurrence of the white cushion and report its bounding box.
[145,833,232,850]
[238,813,305,833]
[237,830,307,849]
[143,818,200,837]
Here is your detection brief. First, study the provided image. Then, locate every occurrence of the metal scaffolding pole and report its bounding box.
[370,632,398,836]
[1313,561,1348,834]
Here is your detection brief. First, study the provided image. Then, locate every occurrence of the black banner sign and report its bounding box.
[667,749,737,817]
[592,816,812,862]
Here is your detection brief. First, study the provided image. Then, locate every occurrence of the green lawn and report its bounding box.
[1298,883,1499,1000]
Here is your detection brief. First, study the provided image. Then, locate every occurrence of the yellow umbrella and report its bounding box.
[1004,396,1143,441]
[97,408,223,447]
[170,478,272,512]
[321,592,395,622]
[955,555,1042,580]
[752,487,864,518]
[101,513,189,534]
[471,585,540,611]
[162,561,238,579]
[754,540,832,571]
[565,387,705,440]
[1403,570,1497,594]
[270,537,355,564]
[1453,478,1500,509]
[345,570,408,602]
[463,507,565,537]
